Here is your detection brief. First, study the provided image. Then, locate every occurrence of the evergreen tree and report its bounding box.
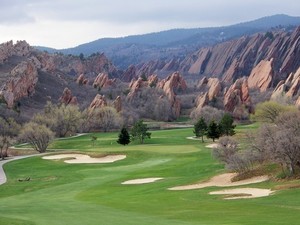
[131,120,151,144]
[219,113,236,136]
[117,127,131,146]
[206,120,221,142]
[193,117,207,142]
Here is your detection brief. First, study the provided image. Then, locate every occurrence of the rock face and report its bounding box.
[248,59,273,92]
[0,61,38,108]
[224,77,252,113]
[157,72,187,118]
[59,88,78,105]
[89,94,107,110]
[113,96,122,112]
[93,73,116,89]
[122,65,137,82]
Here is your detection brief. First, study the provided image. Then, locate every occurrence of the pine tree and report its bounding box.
[206,120,221,142]
[117,128,131,146]
[193,117,207,142]
[219,113,236,136]
[131,120,151,144]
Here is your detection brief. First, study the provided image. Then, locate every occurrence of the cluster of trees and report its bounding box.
[117,120,151,145]
[213,101,300,176]
[194,113,235,142]
[0,101,125,157]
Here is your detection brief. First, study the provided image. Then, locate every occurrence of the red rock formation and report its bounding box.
[195,92,209,110]
[207,78,222,100]
[59,88,78,105]
[271,67,300,100]
[148,74,158,87]
[89,94,107,110]
[0,61,38,108]
[113,96,122,112]
[93,73,116,89]
[76,74,88,85]
[224,78,251,112]
[157,72,187,118]
[122,65,137,82]
[0,40,32,64]
[248,59,273,92]
[286,67,300,97]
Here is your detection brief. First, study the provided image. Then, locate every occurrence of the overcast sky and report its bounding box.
[0,0,299,49]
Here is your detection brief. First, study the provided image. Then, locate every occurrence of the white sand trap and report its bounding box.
[122,178,163,185]
[42,154,126,164]
[169,173,269,190]
[205,143,219,148]
[210,188,274,199]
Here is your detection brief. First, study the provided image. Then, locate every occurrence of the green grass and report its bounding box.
[1,127,300,225]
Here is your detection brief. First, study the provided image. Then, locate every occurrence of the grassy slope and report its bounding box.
[0,127,300,225]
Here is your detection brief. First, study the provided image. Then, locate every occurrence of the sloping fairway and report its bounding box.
[1,127,300,225]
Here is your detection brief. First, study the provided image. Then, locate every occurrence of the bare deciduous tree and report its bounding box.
[19,122,54,153]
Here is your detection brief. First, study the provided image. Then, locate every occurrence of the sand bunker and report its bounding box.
[169,173,269,190]
[42,154,126,164]
[210,188,274,199]
[122,178,163,185]
[205,143,219,148]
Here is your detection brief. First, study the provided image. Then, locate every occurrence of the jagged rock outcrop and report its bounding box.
[248,59,273,92]
[0,41,32,64]
[157,72,187,118]
[271,67,300,100]
[194,92,209,110]
[0,61,38,108]
[134,27,300,88]
[224,77,252,113]
[89,94,107,110]
[197,77,222,101]
[59,88,78,105]
[148,74,158,87]
[76,74,89,85]
[122,65,137,82]
[113,96,122,112]
[127,74,159,99]
[93,73,116,89]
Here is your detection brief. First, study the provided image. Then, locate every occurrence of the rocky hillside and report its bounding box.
[37,14,300,69]
[132,26,300,86]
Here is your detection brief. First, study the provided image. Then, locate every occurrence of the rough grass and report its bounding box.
[1,126,300,225]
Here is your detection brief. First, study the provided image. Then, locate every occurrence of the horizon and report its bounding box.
[0,0,300,49]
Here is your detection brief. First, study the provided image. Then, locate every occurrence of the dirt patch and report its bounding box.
[210,188,274,199]
[42,154,126,164]
[122,178,163,185]
[169,173,269,190]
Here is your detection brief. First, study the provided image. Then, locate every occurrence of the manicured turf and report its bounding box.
[0,126,300,225]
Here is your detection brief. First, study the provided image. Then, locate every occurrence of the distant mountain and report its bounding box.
[36,14,300,69]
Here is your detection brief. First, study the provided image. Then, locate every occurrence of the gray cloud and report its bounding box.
[0,0,299,48]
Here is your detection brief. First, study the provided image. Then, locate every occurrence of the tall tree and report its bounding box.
[206,120,221,142]
[117,127,131,146]
[193,117,207,142]
[219,113,236,136]
[0,117,20,160]
[131,120,151,144]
